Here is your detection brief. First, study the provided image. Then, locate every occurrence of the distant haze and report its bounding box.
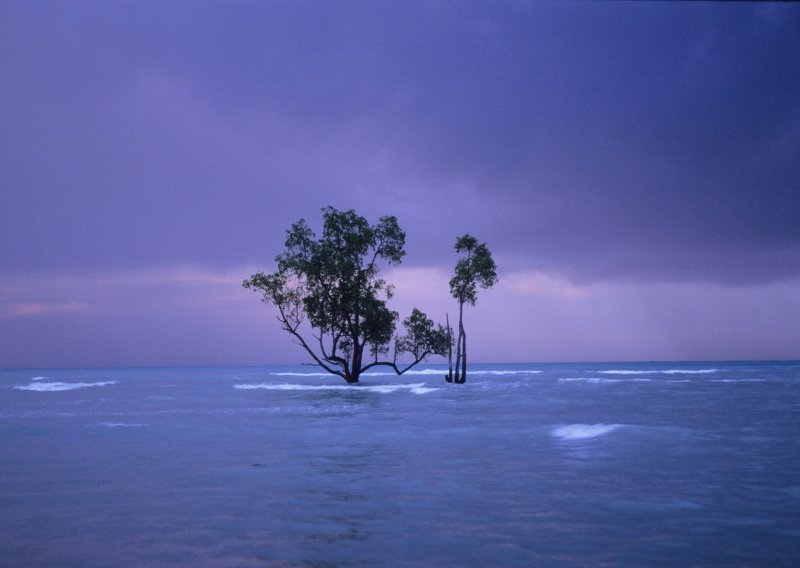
[1,2,798,367]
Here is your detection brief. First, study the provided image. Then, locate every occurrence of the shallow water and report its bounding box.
[1,361,799,566]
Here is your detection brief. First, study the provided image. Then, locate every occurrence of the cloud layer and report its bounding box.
[3,2,798,283]
[1,2,798,366]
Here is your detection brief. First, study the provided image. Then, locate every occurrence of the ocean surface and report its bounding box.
[1,361,799,567]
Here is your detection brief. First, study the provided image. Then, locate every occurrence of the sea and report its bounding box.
[1,361,799,567]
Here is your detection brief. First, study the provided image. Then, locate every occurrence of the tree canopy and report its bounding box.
[449,235,498,306]
[244,207,449,383]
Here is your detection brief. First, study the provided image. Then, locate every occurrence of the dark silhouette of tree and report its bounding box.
[447,235,497,384]
[445,312,454,383]
[244,207,449,383]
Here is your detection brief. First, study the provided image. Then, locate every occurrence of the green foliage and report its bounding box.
[396,308,450,361]
[244,206,447,382]
[449,234,498,306]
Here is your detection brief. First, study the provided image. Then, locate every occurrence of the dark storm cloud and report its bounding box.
[1,1,798,284]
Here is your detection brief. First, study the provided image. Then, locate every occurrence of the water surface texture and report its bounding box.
[1,362,799,566]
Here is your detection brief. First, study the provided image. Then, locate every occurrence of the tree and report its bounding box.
[244,207,449,383]
[447,235,497,384]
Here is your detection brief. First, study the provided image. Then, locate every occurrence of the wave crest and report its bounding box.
[560,377,622,384]
[234,382,439,394]
[271,368,541,377]
[90,422,147,428]
[551,424,622,440]
[598,369,718,375]
[14,381,117,392]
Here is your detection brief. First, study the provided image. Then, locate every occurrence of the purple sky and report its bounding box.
[2,1,799,368]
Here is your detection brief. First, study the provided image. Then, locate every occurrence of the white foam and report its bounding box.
[31,376,48,381]
[560,377,622,384]
[235,382,437,394]
[365,369,441,376]
[410,386,441,394]
[268,370,437,377]
[270,371,331,377]
[598,369,718,375]
[92,422,147,428]
[14,381,117,392]
[368,369,542,376]
[271,368,541,377]
[479,370,542,375]
[662,369,718,374]
[551,424,622,440]
[362,369,450,376]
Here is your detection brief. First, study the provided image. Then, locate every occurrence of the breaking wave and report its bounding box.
[551,424,622,440]
[271,368,541,377]
[476,370,542,375]
[598,369,718,375]
[560,377,654,384]
[270,372,331,377]
[235,382,439,395]
[366,369,541,376]
[90,422,148,428]
[560,377,622,384]
[14,381,117,392]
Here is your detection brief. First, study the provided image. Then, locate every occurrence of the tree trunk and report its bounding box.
[445,312,453,382]
[347,342,360,384]
[454,300,464,384]
[459,325,467,383]
[453,334,461,383]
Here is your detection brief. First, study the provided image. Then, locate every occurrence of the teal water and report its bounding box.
[1,361,799,566]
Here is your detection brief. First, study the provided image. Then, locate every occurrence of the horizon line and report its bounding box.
[3,358,799,372]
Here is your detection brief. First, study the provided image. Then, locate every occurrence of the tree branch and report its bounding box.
[314,331,348,368]
[366,239,383,274]
[360,352,429,376]
[276,304,346,379]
